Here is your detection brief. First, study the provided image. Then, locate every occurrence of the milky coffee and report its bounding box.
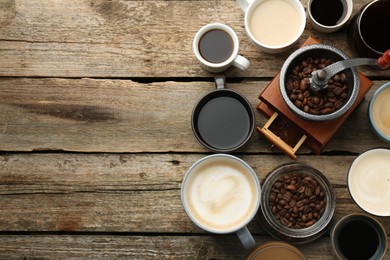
[371,87,390,138]
[348,149,390,216]
[249,0,301,46]
[183,157,258,232]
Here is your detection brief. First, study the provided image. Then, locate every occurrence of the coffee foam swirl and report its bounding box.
[185,161,257,231]
[349,149,390,215]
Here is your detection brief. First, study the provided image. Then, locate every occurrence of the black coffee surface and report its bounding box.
[338,219,379,259]
[197,96,250,150]
[361,2,390,53]
[199,29,233,63]
[310,0,346,26]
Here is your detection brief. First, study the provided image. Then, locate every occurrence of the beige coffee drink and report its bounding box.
[249,0,301,46]
[348,149,390,216]
[371,87,390,138]
[183,157,259,232]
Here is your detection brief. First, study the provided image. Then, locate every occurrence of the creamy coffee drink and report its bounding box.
[371,87,390,138]
[249,0,301,46]
[183,157,259,232]
[348,149,390,216]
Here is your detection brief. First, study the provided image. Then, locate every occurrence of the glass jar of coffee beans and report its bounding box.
[257,162,335,244]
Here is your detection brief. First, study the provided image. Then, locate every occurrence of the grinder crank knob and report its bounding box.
[378,50,390,69]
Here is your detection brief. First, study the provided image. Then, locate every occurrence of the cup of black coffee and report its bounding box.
[348,0,390,60]
[307,0,353,33]
[193,23,250,73]
[191,76,255,152]
[330,214,387,259]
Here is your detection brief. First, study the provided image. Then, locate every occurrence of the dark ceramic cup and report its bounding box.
[191,76,255,152]
[347,0,390,60]
[330,214,387,259]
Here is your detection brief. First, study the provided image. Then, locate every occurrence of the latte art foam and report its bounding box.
[348,149,390,216]
[185,161,257,231]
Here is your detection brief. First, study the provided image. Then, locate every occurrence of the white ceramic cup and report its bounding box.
[307,0,353,33]
[348,148,390,216]
[193,23,250,73]
[181,154,261,249]
[236,0,306,54]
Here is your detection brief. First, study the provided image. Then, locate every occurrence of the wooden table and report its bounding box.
[0,0,389,258]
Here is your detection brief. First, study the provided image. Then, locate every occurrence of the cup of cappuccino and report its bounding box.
[236,0,306,53]
[369,82,390,142]
[348,148,390,216]
[181,154,261,249]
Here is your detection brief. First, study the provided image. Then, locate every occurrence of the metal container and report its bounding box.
[280,44,359,121]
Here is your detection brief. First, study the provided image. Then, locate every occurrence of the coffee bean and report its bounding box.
[304,188,312,197]
[270,193,276,203]
[294,100,303,109]
[300,79,308,91]
[286,184,296,191]
[305,220,315,227]
[315,186,321,196]
[268,172,326,229]
[286,56,349,116]
[321,108,333,114]
[281,217,289,226]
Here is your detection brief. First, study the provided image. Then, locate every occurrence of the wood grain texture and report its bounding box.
[0,0,389,78]
[1,78,389,153]
[0,153,389,233]
[1,0,390,258]
[0,235,346,259]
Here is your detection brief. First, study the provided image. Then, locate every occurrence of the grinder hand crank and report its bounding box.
[310,50,390,93]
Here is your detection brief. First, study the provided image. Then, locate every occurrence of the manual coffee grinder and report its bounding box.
[257,37,389,159]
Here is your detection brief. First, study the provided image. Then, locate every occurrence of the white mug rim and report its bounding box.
[193,23,239,69]
[244,0,306,50]
[181,154,261,234]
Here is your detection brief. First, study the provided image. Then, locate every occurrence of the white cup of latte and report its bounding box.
[369,82,390,142]
[181,154,261,249]
[236,0,306,53]
[348,149,390,216]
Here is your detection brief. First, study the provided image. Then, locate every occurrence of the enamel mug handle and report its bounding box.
[236,0,254,12]
[236,226,256,249]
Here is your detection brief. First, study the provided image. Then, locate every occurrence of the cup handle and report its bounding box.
[233,55,250,71]
[214,75,226,89]
[236,226,256,250]
[236,0,253,12]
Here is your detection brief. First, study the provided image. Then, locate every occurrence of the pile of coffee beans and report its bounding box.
[286,57,349,115]
[268,172,326,229]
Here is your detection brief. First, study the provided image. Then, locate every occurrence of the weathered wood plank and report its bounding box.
[0,153,389,233]
[1,78,389,153]
[0,0,388,78]
[0,235,344,259]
